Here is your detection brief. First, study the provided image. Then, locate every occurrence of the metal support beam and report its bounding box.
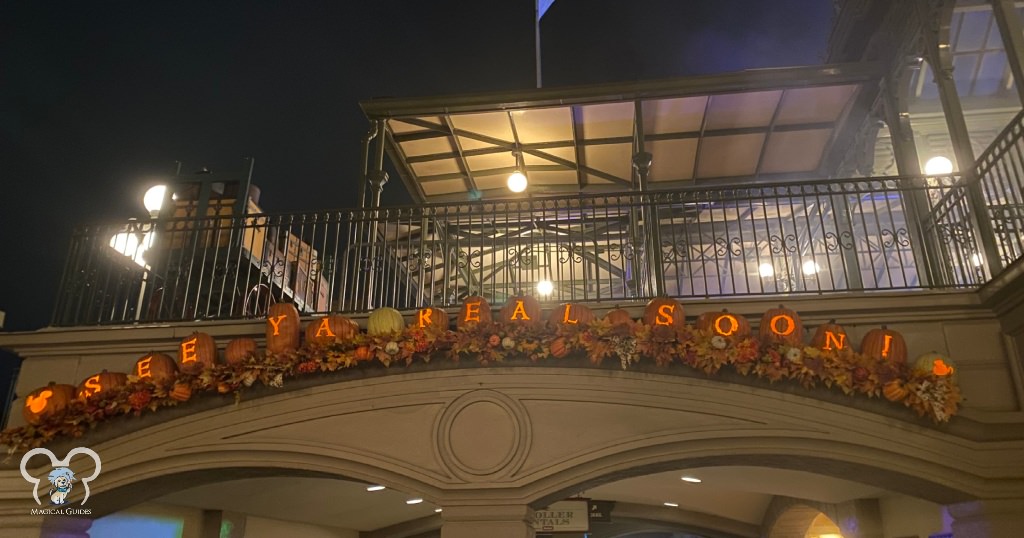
[991,0,1024,108]
[919,0,1004,276]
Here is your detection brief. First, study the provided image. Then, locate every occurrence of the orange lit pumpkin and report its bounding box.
[458,294,492,328]
[642,297,685,328]
[550,337,569,358]
[696,309,750,339]
[368,307,405,336]
[134,352,179,385]
[759,304,803,346]
[23,382,76,425]
[266,302,301,353]
[914,351,956,378]
[414,307,449,330]
[76,370,128,401]
[548,303,595,327]
[603,307,634,326]
[882,379,909,402]
[860,325,907,364]
[810,319,849,352]
[178,331,218,374]
[225,337,258,364]
[500,292,541,325]
[305,314,359,345]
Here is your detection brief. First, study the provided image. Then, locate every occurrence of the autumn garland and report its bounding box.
[1,319,961,454]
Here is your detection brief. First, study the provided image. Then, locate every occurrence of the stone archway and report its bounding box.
[1,368,1019,537]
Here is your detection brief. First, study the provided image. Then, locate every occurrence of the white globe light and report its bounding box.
[924,156,953,175]
[970,253,983,267]
[758,262,775,277]
[802,260,821,275]
[536,279,554,295]
[507,171,528,193]
[143,185,168,214]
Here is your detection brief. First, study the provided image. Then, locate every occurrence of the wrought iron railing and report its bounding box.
[976,108,1024,268]
[52,174,989,326]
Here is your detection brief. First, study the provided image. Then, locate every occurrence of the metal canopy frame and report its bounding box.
[362,63,884,204]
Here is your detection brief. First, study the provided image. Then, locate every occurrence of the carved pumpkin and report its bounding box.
[860,325,907,364]
[500,292,541,325]
[810,319,849,352]
[178,331,218,374]
[603,307,633,326]
[548,303,595,327]
[642,297,685,328]
[169,382,193,402]
[914,352,956,378]
[458,294,492,328]
[305,314,359,346]
[76,370,128,401]
[882,379,909,402]
[225,337,258,364]
[759,304,803,346]
[134,352,179,385]
[266,302,301,353]
[414,307,449,330]
[696,309,750,339]
[550,337,569,358]
[368,307,405,336]
[23,382,76,425]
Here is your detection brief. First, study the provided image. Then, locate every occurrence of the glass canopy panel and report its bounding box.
[365,64,875,203]
[511,107,574,144]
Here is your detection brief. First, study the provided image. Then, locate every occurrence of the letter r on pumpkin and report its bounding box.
[418,308,433,327]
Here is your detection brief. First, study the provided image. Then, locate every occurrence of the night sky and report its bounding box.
[1,0,834,333]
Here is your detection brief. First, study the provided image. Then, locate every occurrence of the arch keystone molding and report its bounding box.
[434,389,532,482]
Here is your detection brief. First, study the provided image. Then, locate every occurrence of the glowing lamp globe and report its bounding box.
[802,260,820,275]
[924,156,953,175]
[143,185,168,215]
[507,171,528,193]
[536,279,554,296]
[758,263,775,277]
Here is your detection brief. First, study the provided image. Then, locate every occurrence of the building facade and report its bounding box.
[2,1,1024,537]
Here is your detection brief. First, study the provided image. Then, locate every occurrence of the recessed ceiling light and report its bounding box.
[663,502,679,507]
[434,508,443,513]
[681,476,702,483]
[406,498,424,505]
[366,485,386,492]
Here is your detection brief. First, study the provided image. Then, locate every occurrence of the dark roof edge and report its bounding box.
[359,62,884,119]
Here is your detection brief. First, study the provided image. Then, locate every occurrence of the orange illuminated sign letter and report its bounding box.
[769,314,795,336]
[137,356,153,379]
[418,308,434,328]
[315,318,336,337]
[823,331,846,350]
[881,334,893,358]
[180,336,198,365]
[714,314,738,336]
[562,304,579,324]
[509,300,531,321]
[655,304,675,326]
[82,375,102,398]
[464,301,481,323]
[267,315,286,336]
